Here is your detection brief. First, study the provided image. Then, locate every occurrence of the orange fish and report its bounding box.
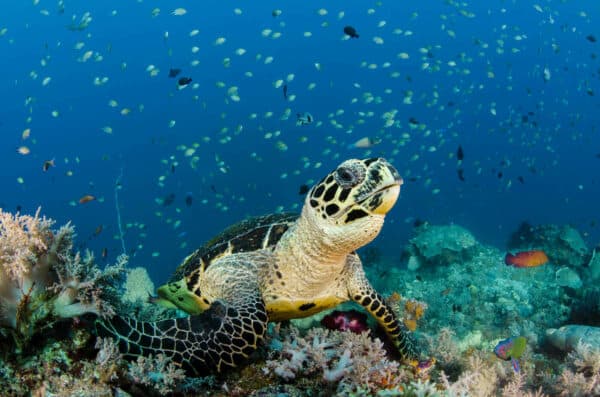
[505,250,549,268]
[78,195,96,204]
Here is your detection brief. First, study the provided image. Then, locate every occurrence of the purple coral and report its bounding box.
[321,309,370,334]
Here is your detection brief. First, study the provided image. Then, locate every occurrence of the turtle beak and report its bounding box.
[364,160,403,215]
[371,181,402,215]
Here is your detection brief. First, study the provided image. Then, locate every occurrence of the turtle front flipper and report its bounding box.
[96,291,267,376]
[344,256,419,361]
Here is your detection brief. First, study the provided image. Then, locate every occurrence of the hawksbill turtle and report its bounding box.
[97,158,419,375]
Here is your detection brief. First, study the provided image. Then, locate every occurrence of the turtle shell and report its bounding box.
[170,212,298,281]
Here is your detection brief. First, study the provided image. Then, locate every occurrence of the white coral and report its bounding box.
[0,208,126,345]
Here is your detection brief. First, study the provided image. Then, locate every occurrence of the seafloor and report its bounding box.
[0,208,599,396]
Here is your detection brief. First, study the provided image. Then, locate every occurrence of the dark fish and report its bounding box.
[298,184,309,195]
[162,193,176,206]
[457,168,465,181]
[177,77,192,89]
[518,176,525,184]
[283,84,288,100]
[185,192,193,207]
[94,224,103,236]
[497,172,503,179]
[457,145,464,161]
[407,177,418,182]
[16,205,22,212]
[171,164,176,173]
[586,34,597,43]
[408,117,419,125]
[413,218,425,227]
[42,159,55,172]
[169,68,181,78]
[210,185,217,193]
[343,25,359,39]
[101,247,108,259]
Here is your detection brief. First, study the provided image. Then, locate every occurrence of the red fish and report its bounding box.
[505,250,549,268]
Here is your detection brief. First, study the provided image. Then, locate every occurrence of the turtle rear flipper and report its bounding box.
[96,297,267,376]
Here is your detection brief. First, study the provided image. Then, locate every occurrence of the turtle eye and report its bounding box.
[335,166,361,188]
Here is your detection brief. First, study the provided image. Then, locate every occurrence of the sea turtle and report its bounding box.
[97,158,418,375]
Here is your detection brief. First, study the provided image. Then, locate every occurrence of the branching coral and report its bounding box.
[264,326,413,394]
[127,353,187,394]
[0,208,125,348]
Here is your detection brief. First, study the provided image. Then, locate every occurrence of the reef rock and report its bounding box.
[545,325,600,351]
[555,267,583,289]
[403,224,479,269]
[508,223,589,268]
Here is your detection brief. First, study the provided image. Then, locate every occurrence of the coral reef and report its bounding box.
[546,325,600,351]
[0,208,125,349]
[1,208,599,395]
[402,223,479,270]
[508,222,589,267]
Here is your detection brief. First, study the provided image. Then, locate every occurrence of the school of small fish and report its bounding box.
[3,1,599,263]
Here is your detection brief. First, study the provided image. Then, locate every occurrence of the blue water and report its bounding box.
[1,1,598,283]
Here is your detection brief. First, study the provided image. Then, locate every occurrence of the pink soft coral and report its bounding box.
[321,309,370,334]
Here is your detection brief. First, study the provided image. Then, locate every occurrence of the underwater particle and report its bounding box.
[172,8,187,16]
[17,146,30,155]
[78,194,96,204]
[42,159,55,171]
[272,9,282,17]
[586,34,597,43]
[343,25,359,38]
[214,37,226,46]
[373,36,384,45]
[177,77,192,90]
[296,112,313,126]
[168,68,181,78]
[101,126,113,134]
[233,8,242,15]
[17,176,24,184]
[505,250,549,268]
[22,128,31,140]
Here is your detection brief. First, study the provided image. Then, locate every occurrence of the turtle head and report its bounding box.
[304,158,402,251]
